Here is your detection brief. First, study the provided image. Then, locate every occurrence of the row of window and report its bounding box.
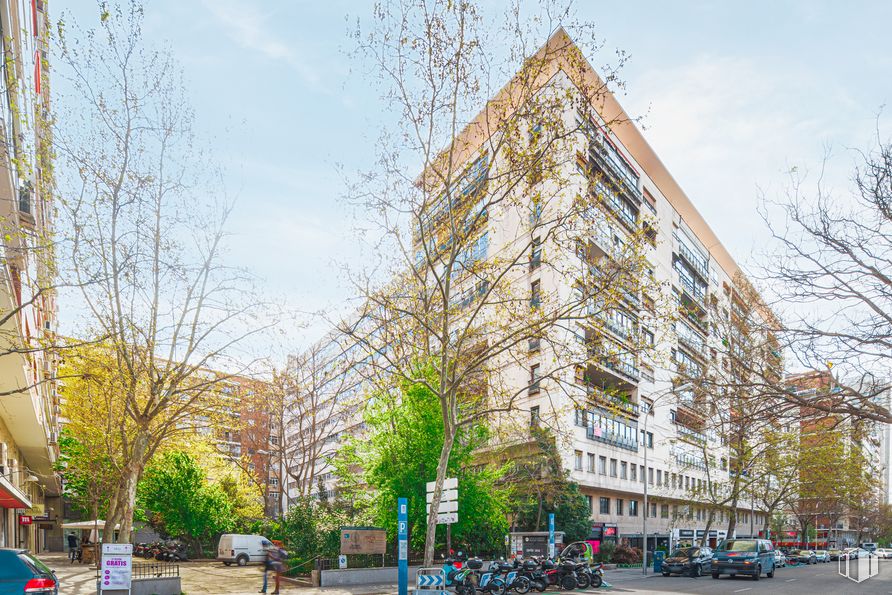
[586,496,766,527]
[572,449,716,497]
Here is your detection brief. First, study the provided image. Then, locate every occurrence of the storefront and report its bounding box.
[0,475,32,548]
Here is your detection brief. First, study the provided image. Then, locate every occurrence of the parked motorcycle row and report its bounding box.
[444,556,606,594]
[133,540,189,562]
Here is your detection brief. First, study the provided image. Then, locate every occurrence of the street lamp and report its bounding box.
[642,381,693,576]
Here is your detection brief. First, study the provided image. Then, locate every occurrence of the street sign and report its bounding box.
[338,554,347,569]
[426,489,458,503]
[436,513,458,524]
[426,477,458,492]
[398,498,408,595]
[18,515,32,525]
[426,500,458,515]
[548,513,555,558]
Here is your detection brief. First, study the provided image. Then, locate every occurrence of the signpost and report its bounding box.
[548,513,555,558]
[426,478,458,554]
[100,543,132,593]
[398,498,408,595]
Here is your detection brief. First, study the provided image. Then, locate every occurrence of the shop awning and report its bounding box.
[0,475,32,509]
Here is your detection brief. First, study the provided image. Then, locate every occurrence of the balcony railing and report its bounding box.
[676,240,709,281]
[604,357,640,382]
[586,425,639,451]
[587,387,639,417]
[588,140,643,205]
[676,423,707,445]
[676,322,706,357]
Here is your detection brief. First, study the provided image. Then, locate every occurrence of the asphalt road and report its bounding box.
[580,560,892,594]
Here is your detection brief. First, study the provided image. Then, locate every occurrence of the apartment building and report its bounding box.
[289,28,777,549]
[0,0,62,551]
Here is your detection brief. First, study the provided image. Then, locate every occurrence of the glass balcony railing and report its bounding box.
[586,424,639,451]
[588,140,643,204]
[586,387,639,416]
[676,424,707,445]
[676,241,709,281]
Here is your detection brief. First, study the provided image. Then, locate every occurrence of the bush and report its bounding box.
[611,544,641,564]
[595,541,616,563]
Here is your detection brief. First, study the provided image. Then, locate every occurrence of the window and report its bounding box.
[685,476,690,490]
[648,467,654,485]
[646,432,653,448]
[574,450,583,471]
[269,477,279,486]
[629,500,638,517]
[599,497,610,515]
[620,461,628,479]
[661,504,669,519]
[630,464,637,482]
[650,503,657,518]
[529,336,541,351]
[616,499,624,516]
[598,456,607,475]
[529,364,540,394]
[643,328,655,347]
[531,237,542,269]
[587,453,595,473]
[656,470,662,486]
[672,473,677,489]
[531,280,541,308]
[530,406,540,427]
[609,459,618,477]
[639,465,645,483]
[586,495,593,512]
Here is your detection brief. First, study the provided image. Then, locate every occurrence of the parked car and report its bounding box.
[711,538,776,580]
[661,546,714,577]
[874,548,892,559]
[773,550,787,568]
[814,550,830,563]
[790,550,817,564]
[828,549,844,561]
[861,542,878,553]
[0,549,58,594]
[843,548,861,560]
[217,534,273,566]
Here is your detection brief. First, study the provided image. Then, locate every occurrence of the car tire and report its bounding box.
[752,566,760,581]
[711,572,719,579]
[223,561,231,566]
[236,554,249,567]
[767,568,774,578]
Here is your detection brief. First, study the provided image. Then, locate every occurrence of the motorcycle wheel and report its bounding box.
[589,574,602,589]
[532,580,547,593]
[488,578,507,595]
[576,573,590,589]
[513,576,531,594]
[143,551,153,559]
[560,575,577,590]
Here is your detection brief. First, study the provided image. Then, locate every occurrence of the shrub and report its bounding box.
[611,544,641,564]
[595,541,616,563]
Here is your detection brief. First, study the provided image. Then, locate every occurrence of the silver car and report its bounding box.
[814,550,830,563]
[774,549,787,567]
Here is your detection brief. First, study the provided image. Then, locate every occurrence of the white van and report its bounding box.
[217,534,272,566]
[861,542,878,553]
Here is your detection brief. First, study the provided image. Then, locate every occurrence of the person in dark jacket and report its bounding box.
[67,533,79,563]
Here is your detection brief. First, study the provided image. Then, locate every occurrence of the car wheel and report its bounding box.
[236,554,249,567]
[752,566,760,581]
[223,561,232,566]
[767,567,774,578]
[711,572,719,579]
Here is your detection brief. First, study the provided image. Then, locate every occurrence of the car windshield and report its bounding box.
[718,540,756,552]
[815,550,827,555]
[18,552,53,575]
[670,548,698,557]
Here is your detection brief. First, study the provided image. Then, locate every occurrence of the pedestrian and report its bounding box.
[270,540,288,595]
[66,532,79,563]
[259,542,273,594]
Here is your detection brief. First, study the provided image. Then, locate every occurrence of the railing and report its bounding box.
[131,562,180,579]
[586,424,639,451]
[588,140,643,204]
[604,357,640,382]
[588,387,639,416]
[676,424,707,445]
[675,267,708,307]
[676,240,709,280]
[676,322,706,356]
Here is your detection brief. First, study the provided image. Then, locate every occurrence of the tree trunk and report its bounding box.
[726,507,737,539]
[423,421,456,566]
[114,431,150,543]
[700,511,715,547]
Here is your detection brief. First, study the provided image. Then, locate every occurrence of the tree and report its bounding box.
[505,426,591,542]
[336,363,509,556]
[53,3,263,542]
[342,0,651,564]
[137,451,235,555]
[764,134,892,424]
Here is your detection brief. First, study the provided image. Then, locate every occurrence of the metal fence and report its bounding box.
[132,562,180,579]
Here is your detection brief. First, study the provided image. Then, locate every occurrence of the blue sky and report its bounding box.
[58,1,892,354]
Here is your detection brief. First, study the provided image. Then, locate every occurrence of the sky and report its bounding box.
[55,1,892,359]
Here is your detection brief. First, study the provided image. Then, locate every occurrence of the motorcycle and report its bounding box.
[450,558,507,595]
[496,560,531,594]
[541,558,578,590]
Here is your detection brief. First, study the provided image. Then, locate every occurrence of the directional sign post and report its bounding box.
[398,498,408,595]
[548,513,555,559]
[416,568,448,595]
[426,478,458,554]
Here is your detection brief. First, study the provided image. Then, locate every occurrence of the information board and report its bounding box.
[340,527,387,554]
[100,543,133,591]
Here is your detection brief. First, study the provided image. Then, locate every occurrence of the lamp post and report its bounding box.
[642,382,693,576]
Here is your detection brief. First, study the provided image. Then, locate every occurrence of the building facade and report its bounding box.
[288,28,777,550]
[0,0,62,551]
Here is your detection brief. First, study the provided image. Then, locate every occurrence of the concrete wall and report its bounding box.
[131,576,182,595]
[320,565,421,587]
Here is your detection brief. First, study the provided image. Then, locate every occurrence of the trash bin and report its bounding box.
[653,550,665,572]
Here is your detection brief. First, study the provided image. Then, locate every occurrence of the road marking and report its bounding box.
[733,589,752,593]
[786,578,797,582]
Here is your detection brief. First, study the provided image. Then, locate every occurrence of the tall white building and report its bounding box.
[288,28,776,551]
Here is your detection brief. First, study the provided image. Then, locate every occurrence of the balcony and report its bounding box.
[588,139,643,205]
[586,424,639,452]
[675,268,708,311]
[676,240,709,281]
[604,357,640,382]
[676,423,707,445]
[586,386,639,417]
[676,322,707,359]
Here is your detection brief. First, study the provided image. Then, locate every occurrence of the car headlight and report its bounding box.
[711,560,718,564]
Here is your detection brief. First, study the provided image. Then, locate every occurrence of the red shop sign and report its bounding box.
[19,515,32,525]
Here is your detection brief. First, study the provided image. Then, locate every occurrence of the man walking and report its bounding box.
[67,532,79,563]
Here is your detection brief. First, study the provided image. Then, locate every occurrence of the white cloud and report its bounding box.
[200,0,328,93]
